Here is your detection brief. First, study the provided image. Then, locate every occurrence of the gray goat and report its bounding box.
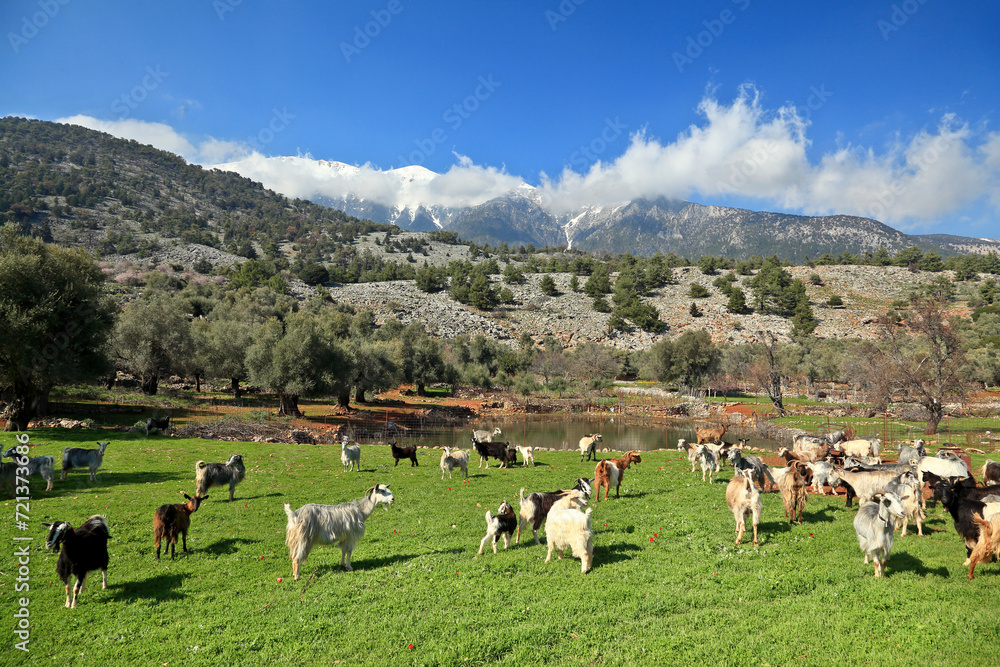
[853,492,906,577]
[61,442,109,482]
[195,454,246,501]
[3,446,55,491]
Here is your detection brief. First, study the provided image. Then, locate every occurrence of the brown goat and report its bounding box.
[778,461,807,524]
[594,450,642,501]
[153,493,208,560]
[696,424,727,445]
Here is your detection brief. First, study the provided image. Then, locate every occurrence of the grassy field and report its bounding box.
[3,428,999,666]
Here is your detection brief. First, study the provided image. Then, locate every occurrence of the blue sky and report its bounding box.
[2,0,999,236]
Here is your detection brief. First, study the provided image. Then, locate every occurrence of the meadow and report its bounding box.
[3,428,998,666]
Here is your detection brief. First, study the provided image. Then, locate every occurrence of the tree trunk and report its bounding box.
[277,393,301,417]
[1,395,31,431]
[194,374,202,393]
[231,377,243,400]
[1,382,48,431]
[924,401,944,435]
[140,374,159,396]
[416,381,426,396]
[337,391,350,409]
[354,386,366,403]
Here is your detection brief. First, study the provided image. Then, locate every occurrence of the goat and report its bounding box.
[695,423,727,445]
[805,460,840,496]
[516,445,535,467]
[728,448,775,493]
[440,447,469,480]
[726,469,762,546]
[472,427,502,444]
[898,440,926,466]
[2,447,55,491]
[841,438,881,459]
[42,516,110,608]
[144,415,171,436]
[543,491,594,574]
[677,438,699,472]
[341,441,361,472]
[695,445,717,483]
[702,442,730,470]
[195,454,246,502]
[153,493,208,560]
[517,478,593,545]
[940,480,989,564]
[283,484,394,580]
[916,456,971,508]
[61,442,109,482]
[836,467,903,508]
[578,434,603,462]
[594,450,642,500]
[968,513,1000,579]
[981,460,1000,486]
[473,438,512,468]
[792,437,829,463]
[388,440,418,467]
[778,461,807,524]
[477,500,517,556]
[883,471,923,537]
[853,492,906,577]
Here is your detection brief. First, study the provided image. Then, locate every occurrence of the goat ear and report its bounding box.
[183,492,192,500]
[41,522,52,527]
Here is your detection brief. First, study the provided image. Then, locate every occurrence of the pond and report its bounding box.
[391,416,783,453]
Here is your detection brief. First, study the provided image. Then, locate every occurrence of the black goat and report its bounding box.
[42,516,111,608]
[388,440,418,467]
[472,438,512,469]
[145,415,171,436]
[940,480,988,561]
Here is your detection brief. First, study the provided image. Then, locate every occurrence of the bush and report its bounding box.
[826,294,844,307]
[689,284,711,298]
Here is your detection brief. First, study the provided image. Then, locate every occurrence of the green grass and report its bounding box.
[4,428,1000,666]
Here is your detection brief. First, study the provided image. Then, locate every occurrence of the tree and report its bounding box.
[111,294,194,395]
[689,302,702,317]
[245,312,348,416]
[874,298,971,434]
[346,340,400,403]
[0,225,116,429]
[514,372,541,408]
[539,275,558,296]
[298,263,329,285]
[410,336,447,395]
[727,287,748,314]
[673,329,721,390]
[689,284,711,298]
[747,331,786,415]
[569,275,580,292]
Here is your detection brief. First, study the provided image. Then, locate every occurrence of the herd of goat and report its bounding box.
[8,421,1000,608]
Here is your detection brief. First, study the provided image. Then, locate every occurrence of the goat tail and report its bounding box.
[485,510,492,525]
[283,503,296,526]
[519,487,526,504]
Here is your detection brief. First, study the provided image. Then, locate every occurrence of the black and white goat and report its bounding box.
[728,448,775,492]
[472,438,512,468]
[2,446,55,491]
[477,500,517,556]
[517,478,593,545]
[61,442,109,482]
[145,415,171,436]
[195,454,246,501]
[284,484,394,580]
[42,516,111,608]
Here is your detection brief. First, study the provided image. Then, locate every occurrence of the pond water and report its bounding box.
[394,416,782,453]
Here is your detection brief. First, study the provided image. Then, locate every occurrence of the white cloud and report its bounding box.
[55,94,1000,230]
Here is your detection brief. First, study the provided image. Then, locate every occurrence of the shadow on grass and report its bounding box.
[52,471,188,493]
[231,492,284,501]
[106,573,186,602]
[309,551,420,577]
[204,536,263,555]
[803,505,837,523]
[889,552,951,578]
[596,542,642,567]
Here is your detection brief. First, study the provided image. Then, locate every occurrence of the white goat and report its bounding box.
[837,468,902,508]
[805,460,839,496]
[885,471,925,537]
[726,469,762,546]
[677,438,699,472]
[544,491,594,574]
[440,447,470,480]
[578,434,603,462]
[472,427,502,443]
[340,441,361,473]
[2,447,55,491]
[841,438,881,459]
[283,484,394,581]
[516,445,535,467]
[853,492,906,577]
[696,445,717,483]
